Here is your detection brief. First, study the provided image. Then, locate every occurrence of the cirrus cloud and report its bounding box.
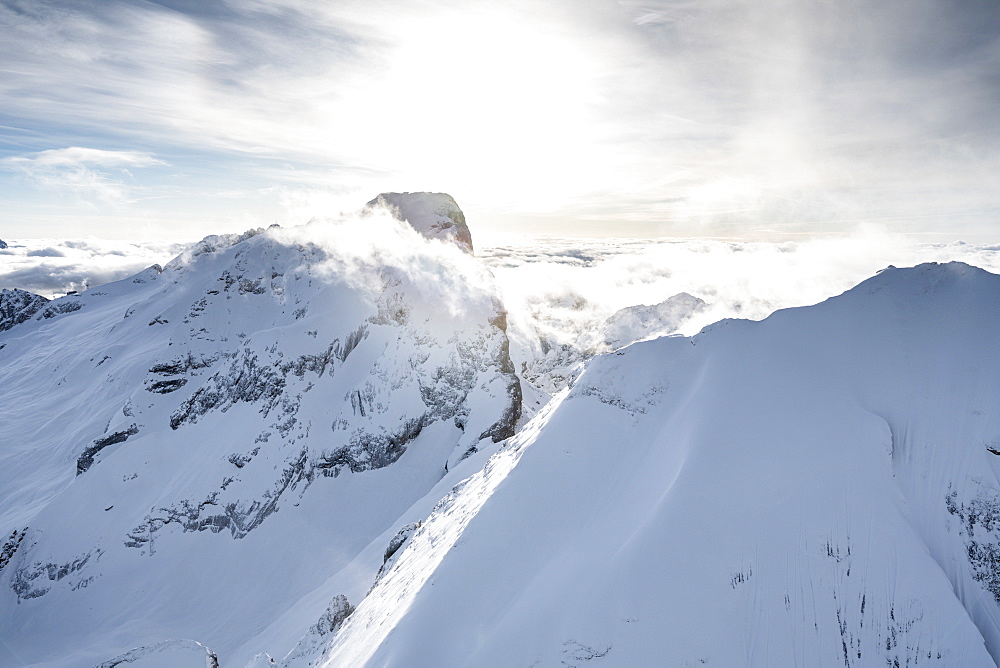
[1,147,167,206]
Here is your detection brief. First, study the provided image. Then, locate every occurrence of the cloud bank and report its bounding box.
[0,237,187,297]
[4,226,998,353]
[480,232,1000,354]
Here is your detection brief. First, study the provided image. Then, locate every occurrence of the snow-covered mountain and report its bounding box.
[511,292,707,395]
[312,261,1000,667]
[0,196,523,666]
[3,197,1000,667]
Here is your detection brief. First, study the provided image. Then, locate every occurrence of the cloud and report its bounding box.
[0,237,185,296]
[1,0,998,239]
[268,208,501,322]
[3,223,999,382]
[25,247,66,257]
[1,147,166,206]
[480,230,1000,355]
[3,147,164,170]
[596,0,1000,235]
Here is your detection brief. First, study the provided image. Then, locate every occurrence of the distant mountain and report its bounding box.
[515,292,707,395]
[596,292,706,351]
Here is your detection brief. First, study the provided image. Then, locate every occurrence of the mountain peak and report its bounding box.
[366,192,474,254]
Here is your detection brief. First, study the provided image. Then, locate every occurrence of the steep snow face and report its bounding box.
[366,192,474,254]
[0,214,520,666]
[318,262,1000,667]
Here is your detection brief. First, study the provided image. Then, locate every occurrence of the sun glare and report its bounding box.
[328,9,606,211]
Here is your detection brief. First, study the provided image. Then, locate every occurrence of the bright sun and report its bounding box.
[324,8,608,212]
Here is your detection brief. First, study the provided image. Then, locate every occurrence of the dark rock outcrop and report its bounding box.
[0,288,49,332]
[0,528,27,572]
[77,425,139,475]
[38,299,83,320]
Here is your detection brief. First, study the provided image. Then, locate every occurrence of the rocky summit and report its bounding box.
[366,192,474,254]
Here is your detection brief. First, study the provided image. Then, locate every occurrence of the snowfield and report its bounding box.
[1,198,1000,667]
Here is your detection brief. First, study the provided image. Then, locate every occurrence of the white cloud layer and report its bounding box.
[3,227,998,346]
[0,237,187,297]
[479,231,1000,351]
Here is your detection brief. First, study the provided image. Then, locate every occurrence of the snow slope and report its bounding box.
[315,262,1000,667]
[0,201,521,666]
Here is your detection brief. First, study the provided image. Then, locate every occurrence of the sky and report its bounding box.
[1,0,999,241]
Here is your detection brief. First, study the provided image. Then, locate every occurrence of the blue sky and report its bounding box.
[1,0,999,241]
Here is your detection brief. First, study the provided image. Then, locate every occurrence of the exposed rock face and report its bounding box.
[367,192,474,254]
[0,239,7,249]
[0,288,49,332]
[77,425,139,475]
[283,594,355,667]
[0,529,27,573]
